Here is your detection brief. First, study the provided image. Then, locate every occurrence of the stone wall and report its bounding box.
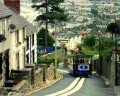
[0,61,6,87]
[46,64,55,80]
[33,67,44,88]
[117,62,120,85]
[94,54,120,86]
[12,80,29,93]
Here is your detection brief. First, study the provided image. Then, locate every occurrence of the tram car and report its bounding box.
[68,54,92,76]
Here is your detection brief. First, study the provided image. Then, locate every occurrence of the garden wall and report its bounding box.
[94,54,120,86]
[46,64,55,80]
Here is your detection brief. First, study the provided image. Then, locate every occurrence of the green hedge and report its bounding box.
[37,56,61,68]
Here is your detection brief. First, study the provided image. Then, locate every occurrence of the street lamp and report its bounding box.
[54,19,57,79]
[115,21,117,86]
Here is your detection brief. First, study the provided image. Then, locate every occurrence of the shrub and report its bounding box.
[37,56,61,68]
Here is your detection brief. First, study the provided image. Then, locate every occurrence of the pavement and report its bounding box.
[114,86,120,96]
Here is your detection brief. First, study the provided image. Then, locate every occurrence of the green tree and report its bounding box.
[83,35,96,47]
[76,44,82,52]
[97,38,115,64]
[91,8,98,16]
[37,28,55,46]
[106,23,120,39]
[32,0,68,46]
[96,38,115,52]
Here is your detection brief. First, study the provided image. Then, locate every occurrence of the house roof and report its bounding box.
[9,7,37,35]
[0,1,36,35]
[77,31,88,35]
[0,1,12,19]
[89,30,103,36]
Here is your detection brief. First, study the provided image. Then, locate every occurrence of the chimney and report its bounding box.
[4,0,20,13]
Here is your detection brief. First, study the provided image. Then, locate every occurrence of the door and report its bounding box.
[5,49,9,80]
[0,53,2,74]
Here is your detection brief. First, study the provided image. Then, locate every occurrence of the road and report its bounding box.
[28,63,116,96]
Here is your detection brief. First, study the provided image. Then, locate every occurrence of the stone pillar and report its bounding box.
[20,68,32,88]
[36,64,47,82]
[25,64,35,85]
[117,62,120,85]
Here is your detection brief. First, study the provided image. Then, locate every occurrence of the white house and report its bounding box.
[0,1,27,86]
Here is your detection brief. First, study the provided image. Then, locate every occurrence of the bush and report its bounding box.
[102,49,113,64]
[37,56,61,68]
[83,35,96,47]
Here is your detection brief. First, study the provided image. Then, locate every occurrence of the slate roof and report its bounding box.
[0,2,12,19]
[0,1,36,35]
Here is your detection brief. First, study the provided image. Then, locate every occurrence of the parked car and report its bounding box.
[40,49,48,55]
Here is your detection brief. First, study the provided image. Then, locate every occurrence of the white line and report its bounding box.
[59,78,85,96]
[46,77,80,96]
[57,69,69,73]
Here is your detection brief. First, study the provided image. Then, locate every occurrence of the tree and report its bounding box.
[91,8,98,16]
[76,44,82,52]
[37,28,55,46]
[106,23,120,39]
[83,35,96,47]
[32,0,68,46]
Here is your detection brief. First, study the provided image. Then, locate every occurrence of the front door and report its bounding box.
[5,49,9,80]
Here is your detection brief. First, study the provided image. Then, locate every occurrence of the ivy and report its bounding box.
[102,49,113,64]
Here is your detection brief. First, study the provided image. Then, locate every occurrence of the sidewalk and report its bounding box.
[114,86,120,96]
[7,74,63,96]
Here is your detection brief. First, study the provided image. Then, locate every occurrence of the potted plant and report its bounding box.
[18,42,21,45]
[24,37,27,40]
[14,79,20,85]
[0,74,2,80]
[16,42,21,47]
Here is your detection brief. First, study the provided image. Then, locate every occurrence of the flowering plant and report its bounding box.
[18,42,21,45]
[16,42,21,47]
[24,37,27,40]
[0,74,2,80]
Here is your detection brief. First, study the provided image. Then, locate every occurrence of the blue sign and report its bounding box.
[78,65,89,70]
[80,66,88,69]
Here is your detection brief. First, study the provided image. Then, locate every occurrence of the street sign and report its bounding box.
[78,65,89,70]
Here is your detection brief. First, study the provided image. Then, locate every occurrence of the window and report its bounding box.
[82,34,84,37]
[26,54,29,63]
[23,27,25,41]
[23,47,26,66]
[16,52,19,69]
[32,50,34,63]
[27,37,29,50]
[32,34,34,46]
[16,30,19,43]
[1,19,6,35]
[0,53,2,74]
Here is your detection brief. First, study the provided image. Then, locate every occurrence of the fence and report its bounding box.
[93,54,120,86]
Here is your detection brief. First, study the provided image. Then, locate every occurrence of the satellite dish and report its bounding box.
[9,24,16,29]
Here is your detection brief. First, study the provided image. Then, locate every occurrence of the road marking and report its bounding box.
[57,69,69,73]
[59,78,85,96]
[46,77,80,96]
[23,75,63,96]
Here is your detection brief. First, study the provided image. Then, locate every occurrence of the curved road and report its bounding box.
[28,63,116,96]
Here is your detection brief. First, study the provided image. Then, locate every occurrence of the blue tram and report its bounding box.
[68,54,92,76]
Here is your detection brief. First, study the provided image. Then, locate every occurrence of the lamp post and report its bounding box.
[54,19,57,79]
[115,22,117,86]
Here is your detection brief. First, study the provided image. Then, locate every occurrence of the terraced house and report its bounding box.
[0,1,37,87]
